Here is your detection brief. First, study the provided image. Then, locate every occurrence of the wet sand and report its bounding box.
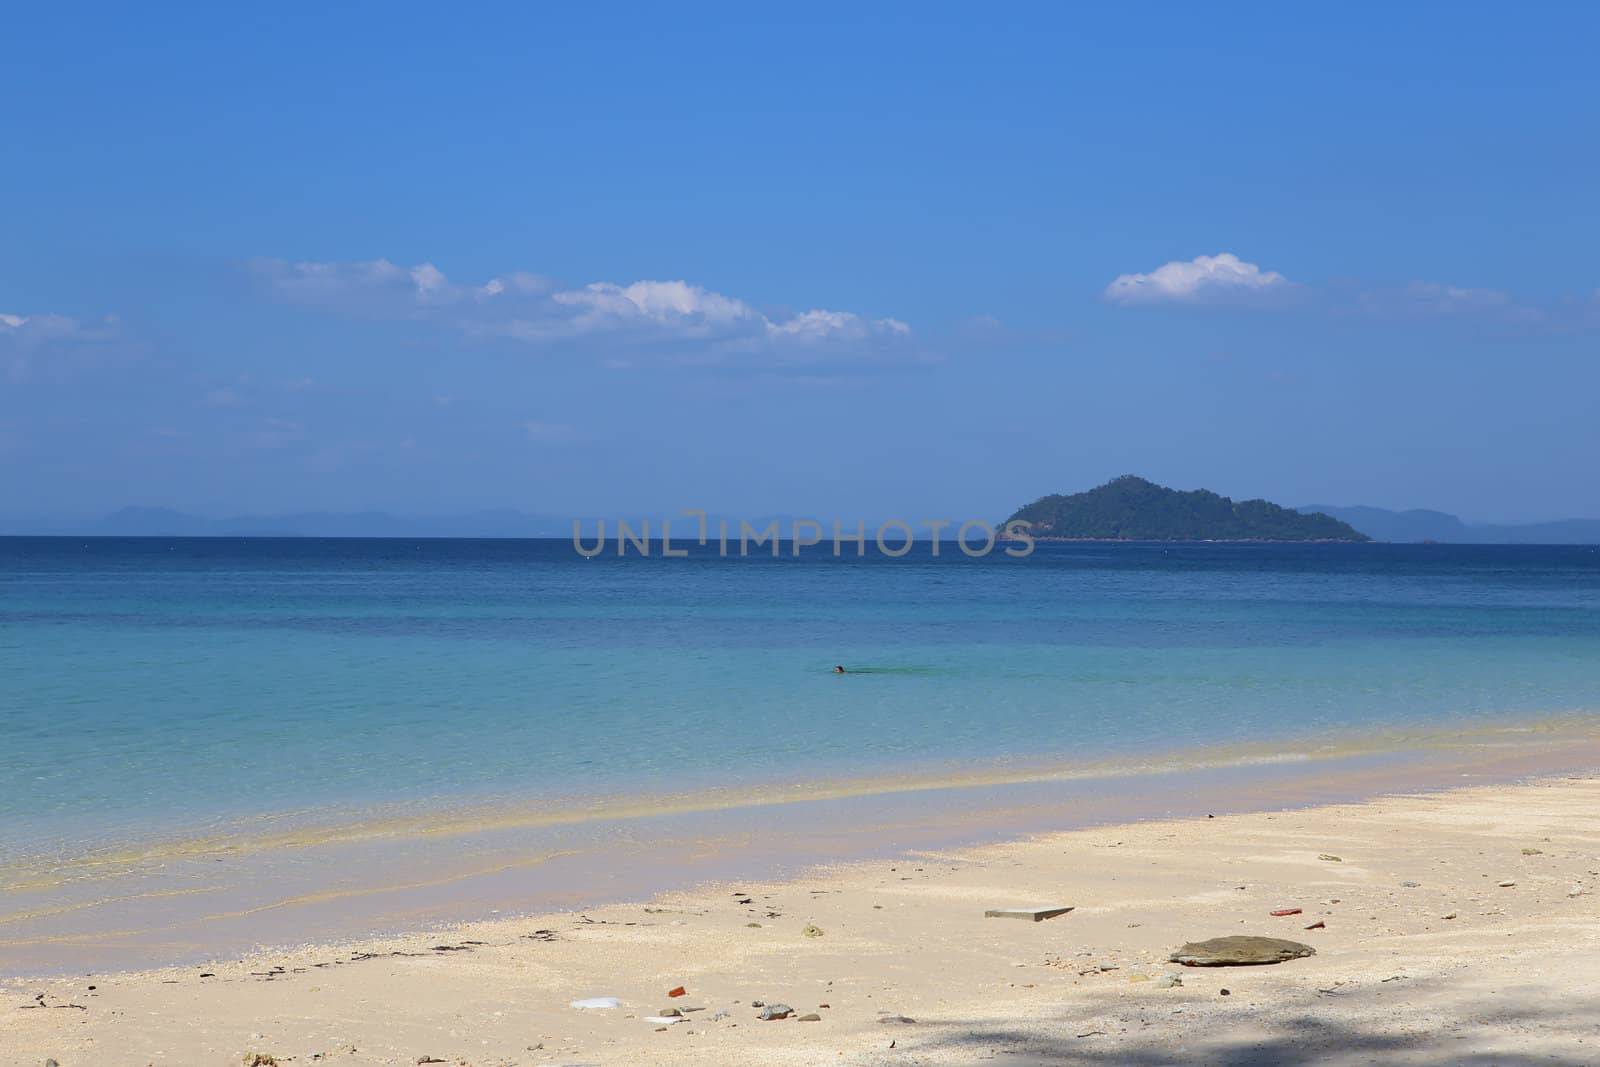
[6,771,1600,1066]
[9,715,1600,979]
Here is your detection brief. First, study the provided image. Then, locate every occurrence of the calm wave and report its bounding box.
[4,537,1599,855]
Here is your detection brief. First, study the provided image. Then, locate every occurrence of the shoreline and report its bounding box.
[6,712,1600,980]
[5,772,1599,1065]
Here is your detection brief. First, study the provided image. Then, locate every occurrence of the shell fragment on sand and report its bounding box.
[984,906,1075,922]
[1169,936,1317,967]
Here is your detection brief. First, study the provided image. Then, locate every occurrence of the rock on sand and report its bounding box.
[1169,935,1317,967]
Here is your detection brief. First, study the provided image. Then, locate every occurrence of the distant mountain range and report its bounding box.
[2,498,1597,543]
[1298,505,1600,544]
[0,506,578,539]
[0,506,835,540]
[1006,476,1368,541]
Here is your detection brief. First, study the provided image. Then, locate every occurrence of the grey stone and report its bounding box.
[1169,935,1317,967]
[758,1003,793,1021]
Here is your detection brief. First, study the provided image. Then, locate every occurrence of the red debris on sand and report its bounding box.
[1304,920,1326,930]
[1270,908,1303,917]
[667,986,687,998]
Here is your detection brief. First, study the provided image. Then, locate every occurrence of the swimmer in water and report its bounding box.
[833,664,847,674]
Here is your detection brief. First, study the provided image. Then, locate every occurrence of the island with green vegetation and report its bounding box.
[1004,475,1371,542]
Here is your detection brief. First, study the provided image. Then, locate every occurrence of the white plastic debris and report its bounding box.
[570,997,623,1009]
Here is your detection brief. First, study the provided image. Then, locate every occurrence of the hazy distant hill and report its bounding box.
[0,508,819,540]
[1294,506,1468,543]
[1300,504,1600,544]
[1006,476,1369,541]
[0,506,578,539]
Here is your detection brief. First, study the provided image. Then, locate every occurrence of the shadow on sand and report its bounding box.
[864,976,1595,1066]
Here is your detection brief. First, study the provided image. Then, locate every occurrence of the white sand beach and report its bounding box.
[7,774,1599,1066]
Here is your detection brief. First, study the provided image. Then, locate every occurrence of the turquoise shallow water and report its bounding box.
[3,537,1600,972]
[3,537,1599,857]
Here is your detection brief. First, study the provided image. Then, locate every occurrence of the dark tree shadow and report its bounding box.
[856,976,1598,1066]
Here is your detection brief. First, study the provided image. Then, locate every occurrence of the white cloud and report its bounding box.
[1,311,120,381]
[252,258,449,307]
[1357,281,1540,321]
[250,417,306,450]
[763,308,909,343]
[1104,253,1292,306]
[0,312,114,343]
[251,258,915,363]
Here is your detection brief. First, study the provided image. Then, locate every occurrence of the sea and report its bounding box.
[3,536,1599,974]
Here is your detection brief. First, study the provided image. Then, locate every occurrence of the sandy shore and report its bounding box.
[6,774,1600,1066]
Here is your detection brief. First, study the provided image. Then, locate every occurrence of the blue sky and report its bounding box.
[4,3,1598,522]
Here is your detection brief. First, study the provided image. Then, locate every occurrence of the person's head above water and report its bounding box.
[833,665,846,673]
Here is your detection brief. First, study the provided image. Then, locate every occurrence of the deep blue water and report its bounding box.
[3,537,1599,856]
